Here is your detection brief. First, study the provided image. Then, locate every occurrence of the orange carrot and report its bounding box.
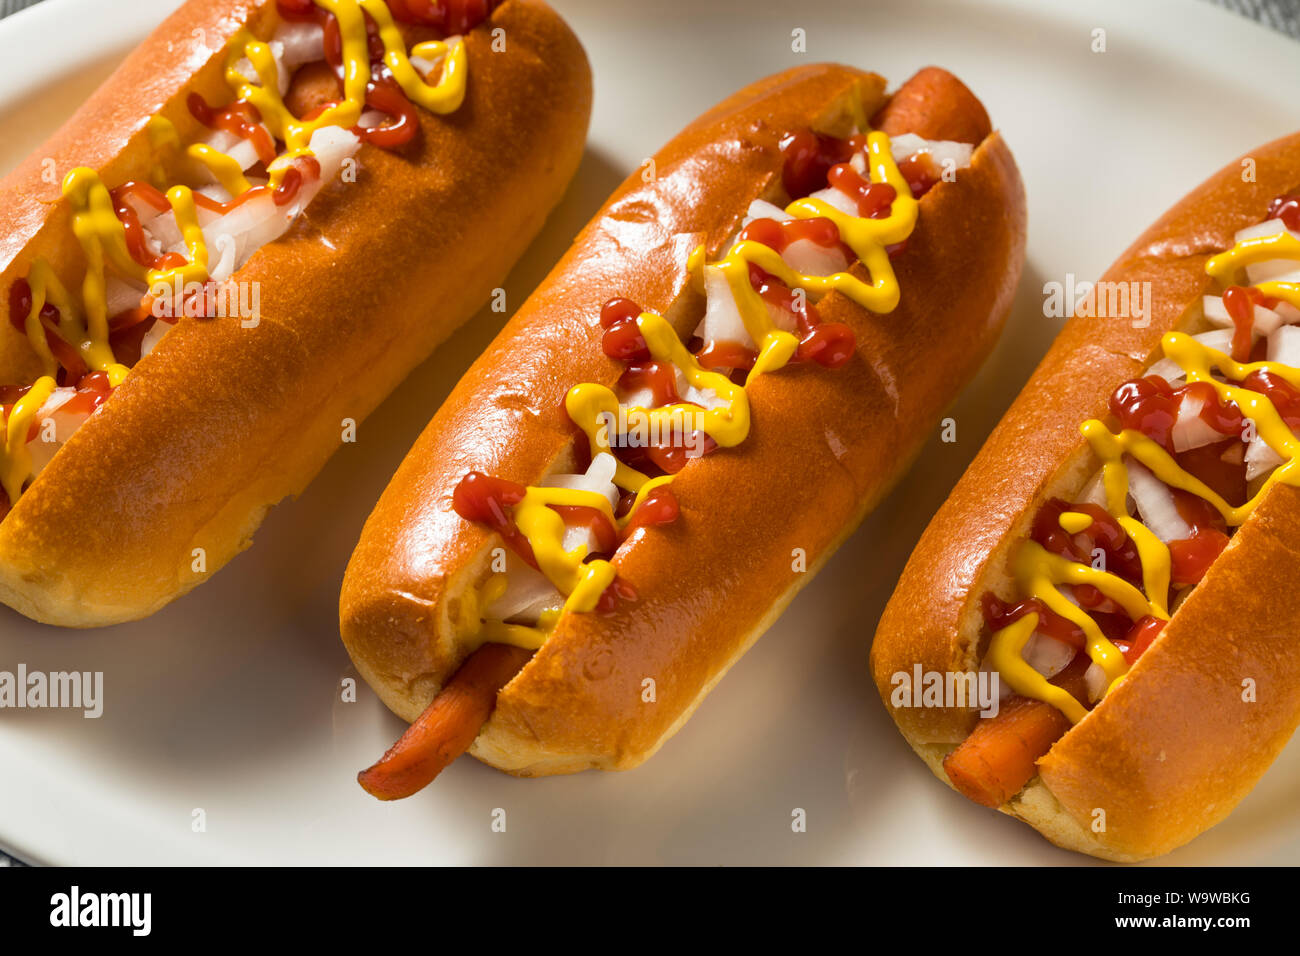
[357,643,532,800]
[943,696,1071,808]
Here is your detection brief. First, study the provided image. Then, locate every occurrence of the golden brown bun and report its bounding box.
[0,0,592,625]
[870,130,1300,861]
[341,65,1026,774]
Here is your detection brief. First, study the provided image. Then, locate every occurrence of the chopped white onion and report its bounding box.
[1276,301,1300,324]
[1077,470,1108,508]
[782,237,850,277]
[694,264,752,349]
[1246,261,1300,286]
[409,36,456,79]
[272,20,325,70]
[743,199,787,226]
[540,452,620,511]
[1085,661,1108,704]
[1234,218,1290,245]
[200,129,262,173]
[183,126,360,275]
[1245,435,1286,481]
[887,132,973,175]
[196,183,233,205]
[26,388,89,477]
[485,555,563,624]
[105,277,147,317]
[1023,632,1076,680]
[1127,458,1191,542]
[208,233,238,283]
[1268,324,1300,368]
[561,523,602,556]
[140,318,171,359]
[1192,328,1234,356]
[807,185,857,218]
[1171,391,1226,453]
[1144,356,1186,385]
[229,40,289,95]
[680,379,728,411]
[1202,295,1285,339]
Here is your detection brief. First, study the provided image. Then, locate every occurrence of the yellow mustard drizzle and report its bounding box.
[187,143,252,195]
[1058,511,1093,534]
[989,224,1300,720]
[2,0,474,510]
[567,312,750,492]
[1,376,57,508]
[145,115,180,189]
[475,129,923,648]
[686,130,917,376]
[226,0,465,188]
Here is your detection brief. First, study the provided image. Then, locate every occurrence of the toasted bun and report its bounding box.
[870,130,1300,861]
[0,0,592,626]
[341,65,1026,774]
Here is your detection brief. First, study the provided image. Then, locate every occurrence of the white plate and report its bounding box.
[1,0,1298,866]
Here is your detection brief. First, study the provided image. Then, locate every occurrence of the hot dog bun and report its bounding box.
[341,64,1025,776]
[0,0,592,626]
[870,131,1300,861]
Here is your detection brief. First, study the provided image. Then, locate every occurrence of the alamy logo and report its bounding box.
[0,665,102,718]
[1042,274,1153,327]
[149,276,261,326]
[49,886,151,936]
[890,665,1001,717]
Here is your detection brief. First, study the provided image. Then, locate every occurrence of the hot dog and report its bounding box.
[0,0,591,626]
[871,132,1300,861]
[341,65,1026,794]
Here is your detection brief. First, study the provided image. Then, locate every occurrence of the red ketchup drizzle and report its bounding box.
[778,128,854,200]
[1168,490,1229,588]
[619,485,680,538]
[8,279,87,384]
[550,505,619,556]
[1115,615,1165,665]
[743,263,856,369]
[271,156,321,207]
[0,369,114,518]
[1240,368,1300,430]
[1032,499,1142,584]
[618,361,681,406]
[283,0,423,148]
[109,182,189,272]
[896,152,941,199]
[1266,193,1300,232]
[384,0,500,32]
[451,472,538,567]
[451,471,642,615]
[600,296,650,362]
[600,297,719,475]
[187,93,277,166]
[696,217,859,371]
[1109,375,1243,453]
[981,592,1085,650]
[986,198,1300,669]
[357,76,420,148]
[736,215,850,260]
[1174,439,1245,507]
[826,164,897,219]
[1222,285,1279,364]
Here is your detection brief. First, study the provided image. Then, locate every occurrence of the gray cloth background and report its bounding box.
[0,0,1298,867]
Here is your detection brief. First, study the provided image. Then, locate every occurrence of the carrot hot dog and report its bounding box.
[871,132,1300,861]
[0,0,591,626]
[341,65,1026,790]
